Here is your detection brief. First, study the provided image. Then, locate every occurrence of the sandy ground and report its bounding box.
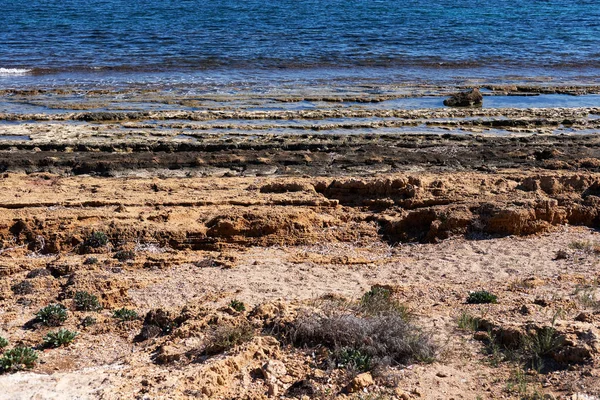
[1,170,600,399]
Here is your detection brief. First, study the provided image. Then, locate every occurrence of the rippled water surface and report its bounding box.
[1,0,600,88]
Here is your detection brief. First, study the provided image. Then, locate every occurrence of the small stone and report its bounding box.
[153,345,182,365]
[267,382,278,397]
[520,304,532,315]
[436,371,448,378]
[261,360,287,380]
[554,250,569,260]
[443,88,483,107]
[394,389,411,400]
[534,297,550,307]
[575,312,593,323]
[523,276,545,288]
[343,372,374,393]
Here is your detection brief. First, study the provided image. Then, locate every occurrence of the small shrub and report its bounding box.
[84,231,109,249]
[11,281,34,295]
[335,347,372,371]
[114,250,135,262]
[80,316,97,327]
[36,304,68,326]
[43,329,79,348]
[26,268,51,279]
[83,257,98,265]
[521,327,564,370]
[0,337,8,349]
[112,308,138,321]
[0,347,38,372]
[505,368,544,399]
[360,286,410,319]
[289,309,436,368]
[467,290,498,304]
[73,291,102,312]
[457,312,482,331]
[204,322,254,355]
[481,325,566,371]
[229,299,246,312]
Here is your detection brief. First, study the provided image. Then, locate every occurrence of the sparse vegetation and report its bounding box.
[0,347,38,372]
[43,329,79,348]
[228,299,246,312]
[482,330,505,367]
[467,290,498,304]
[36,304,68,326]
[575,286,600,310]
[114,250,135,262]
[521,326,564,371]
[288,306,436,370]
[73,291,102,312]
[112,308,138,321]
[0,337,8,349]
[479,323,566,372]
[80,316,97,327]
[204,322,254,355]
[457,312,482,331]
[568,240,600,254]
[359,286,410,319]
[505,368,544,399]
[83,257,98,265]
[84,231,109,249]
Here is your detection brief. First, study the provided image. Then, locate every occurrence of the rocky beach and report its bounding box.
[3,0,600,397]
[1,83,600,399]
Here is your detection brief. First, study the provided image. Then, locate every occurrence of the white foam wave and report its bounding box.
[0,68,32,76]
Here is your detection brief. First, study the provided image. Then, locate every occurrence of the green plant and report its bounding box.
[483,330,505,367]
[505,368,545,399]
[80,316,97,327]
[457,312,482,331]
[204,322,254,355]
[84,231,108,249]
[83,257,98,265]
[0,347,38,372]
[0,337,8,349]
[467,290,498,304]
[521,327,564,371]
[113,250,135,262]
[112,308,138,321]
[228,299,246,312]
[43,329,79,348]
[335,347,372,371]
[360,286,410,319]
[36,304,68,326]
[73,291,102,312]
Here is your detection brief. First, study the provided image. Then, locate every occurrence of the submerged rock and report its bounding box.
[444,88,483,107]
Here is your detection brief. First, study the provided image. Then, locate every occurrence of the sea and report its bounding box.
[1,0,600,92]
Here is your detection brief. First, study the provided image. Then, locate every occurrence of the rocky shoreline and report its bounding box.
[1,89,600,399]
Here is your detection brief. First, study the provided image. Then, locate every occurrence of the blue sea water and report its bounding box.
[1,0,600,89]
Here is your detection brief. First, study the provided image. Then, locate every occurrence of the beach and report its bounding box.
[1,83,600,399]
[2,0,600,398]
